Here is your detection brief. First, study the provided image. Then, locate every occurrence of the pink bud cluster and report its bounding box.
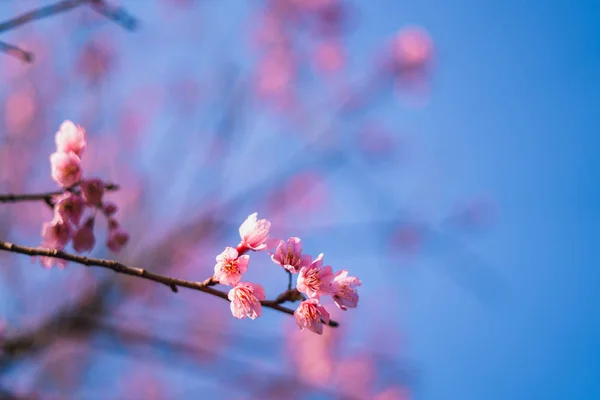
[40,121,128,268]
[215,213,361,335]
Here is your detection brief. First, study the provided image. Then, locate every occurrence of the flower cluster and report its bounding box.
[40,121,128,268]
[215,212,361,335]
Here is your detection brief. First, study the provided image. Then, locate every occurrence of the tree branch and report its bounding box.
[0,240,339,327]
[0,41,33,63]
[0,182,120,206]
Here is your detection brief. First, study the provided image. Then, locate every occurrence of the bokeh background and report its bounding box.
[0,0,599,399]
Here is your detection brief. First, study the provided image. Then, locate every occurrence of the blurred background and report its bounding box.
[0,0,599,399]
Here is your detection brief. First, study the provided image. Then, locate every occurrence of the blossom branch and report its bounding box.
[0,182,119,206]
[0,240,339,327]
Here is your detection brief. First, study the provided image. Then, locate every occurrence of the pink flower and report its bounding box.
[391,27,433,72]
[55,120,86,157]
[331,270,361,310]
[270,237,312,273]
[296,254,334,299]
[50,151,82,188]
[72,217,95,253]
[41,216,72,249]
[40,256,68,269]
[214,247,249,285]
[238,212,271,251]
[80,178,105,206]
[227,282,266,320]
[107,225,129,252]
[102,202,118,217]
[53,192,84,226]
[294,299,330,335]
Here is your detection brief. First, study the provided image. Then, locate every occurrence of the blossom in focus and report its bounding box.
[228,282,266,320]
[331,270,361,310]
[54,192,84,226]
[55,120,86,157]
[239,212,271,251]
[50,151,82,187]
[294,298,330,335]
[270,237,312,273]
[80,178,105,206]
[214,247,250,285]
[72,217,95,253]
[296,253,334,299]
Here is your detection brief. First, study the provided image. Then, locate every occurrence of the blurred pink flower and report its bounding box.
[239,212,271,251]
[228,282,266,319]
[41,215,71,249]
[391,26,433,72]
[296,253,334,299]
[50,151,82,188]
[314,39,345,73]
[106,224,129,252]
[331,269,361,310]
[72,217,95,253]
[294,298,330,334]
[102,201,118,217]
[270,237,312,273]
[80,178,105,206]
[214,247,249,285]
[54,192,84,226]
[372,386,412,400]
[55,120,86,157]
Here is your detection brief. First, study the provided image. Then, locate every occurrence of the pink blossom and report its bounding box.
[54,192,84,226]
[372,387,411,400]
[55,120,86,157]
[270,237,312,273]
[294,299,330,335]
[238,212,271,251]
[50,151,82,188]
[102,201,118,217]
[228,282,266,319]
[214,247,250,285]
[72,217,95,253]
[391,27,433,72]
[41,216,71,249]
[296,253,334,299]
[331,270,361,310]
[80,178,105,206]
[40,256,68,269]
[107,226,129,252]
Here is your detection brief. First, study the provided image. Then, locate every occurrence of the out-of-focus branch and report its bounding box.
[0,41,33,63]
[0,240,339,327]
[0,182,120,207]
[0,0,137,62]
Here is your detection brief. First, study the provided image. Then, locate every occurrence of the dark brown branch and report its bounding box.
[0,240,339,327]
[0,41,33,63]
[0,182,120,206]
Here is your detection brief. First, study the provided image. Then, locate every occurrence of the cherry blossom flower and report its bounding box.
[80,178,105,206]
[269,237,312,273]
[238,212,271,251]
[331,270,361,310]
[41,215,71,249]
[107,223,129,253]
[54,192,84,226]
[214,247,249,285]
[55,120,86,157]
[50,151,82,187]
[228,282,266,320]
[296,253,334,299]
[294,299,330,335]
[72,217,95,253]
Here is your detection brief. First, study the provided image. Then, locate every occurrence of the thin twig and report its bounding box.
[0,240,339,327]
[0,41,33,63]
[0,0,86,34]
[88,0,138,30]
[0,182,120,206]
